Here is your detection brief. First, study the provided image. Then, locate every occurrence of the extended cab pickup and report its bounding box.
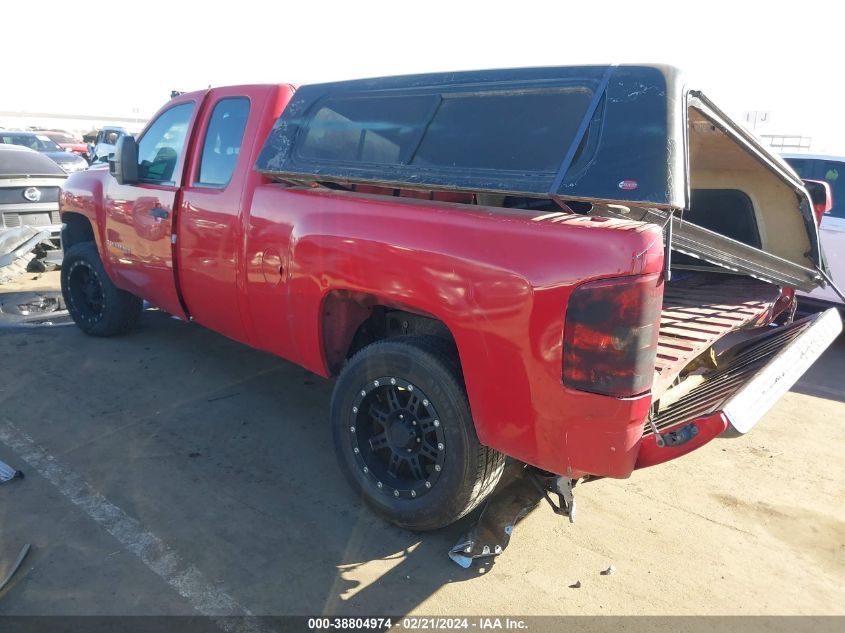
[59,65,842,533]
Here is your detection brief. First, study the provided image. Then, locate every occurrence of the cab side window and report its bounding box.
[196,98,250,187]
[137,103,195,184]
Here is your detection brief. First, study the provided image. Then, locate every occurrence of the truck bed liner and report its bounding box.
[653,274,781,396]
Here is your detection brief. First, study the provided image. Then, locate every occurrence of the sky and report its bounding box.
[4,0,845,152]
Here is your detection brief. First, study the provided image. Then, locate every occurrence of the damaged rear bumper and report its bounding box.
[636,308,842,469]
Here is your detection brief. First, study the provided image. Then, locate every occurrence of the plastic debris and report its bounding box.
[569,580,581,589]
[0,459,24,485]
[600,564,616,576]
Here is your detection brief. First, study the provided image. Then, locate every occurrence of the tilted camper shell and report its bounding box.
[256,64,828,292]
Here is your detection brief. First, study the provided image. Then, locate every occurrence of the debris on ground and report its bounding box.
[569,580,581,588]
[600,564,616,576]
[0,227,57,282]
[0,459,24,485]
[0,544,32,593]
[0,291,71,328]
[448,464,543,568]
[448,463,577,568]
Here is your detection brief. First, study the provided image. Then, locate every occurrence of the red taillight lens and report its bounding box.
[563,273,663,398]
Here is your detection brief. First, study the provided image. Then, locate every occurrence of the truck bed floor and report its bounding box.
[653,273,781,396]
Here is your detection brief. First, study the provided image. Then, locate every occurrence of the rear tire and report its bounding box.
[331,336,504,531]
[61,241,142,336]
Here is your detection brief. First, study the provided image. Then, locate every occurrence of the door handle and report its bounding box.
[149,207,169,219]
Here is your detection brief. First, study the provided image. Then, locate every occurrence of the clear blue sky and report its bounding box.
[6,0,845,151]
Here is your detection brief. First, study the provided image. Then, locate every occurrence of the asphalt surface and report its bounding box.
[0,272,843,621]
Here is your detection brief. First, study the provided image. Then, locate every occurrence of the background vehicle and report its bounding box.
[91,126,138,162]
[783,153,844,310]
[0,131,88,173]
[58,67,840,534]
[0,144,66,237]
[42,130,91,163]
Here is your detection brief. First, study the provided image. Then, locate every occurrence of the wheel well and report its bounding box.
[61,212,95,250]
[322,290,457,376]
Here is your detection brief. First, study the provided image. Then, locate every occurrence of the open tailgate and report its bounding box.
[637,308,842,468]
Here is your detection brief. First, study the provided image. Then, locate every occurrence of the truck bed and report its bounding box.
[653,273,781,396]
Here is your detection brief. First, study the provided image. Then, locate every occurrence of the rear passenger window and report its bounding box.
[786,158,808,177]
[196,98,250,187]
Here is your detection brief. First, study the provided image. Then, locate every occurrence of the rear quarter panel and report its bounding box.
[246,188,665,476]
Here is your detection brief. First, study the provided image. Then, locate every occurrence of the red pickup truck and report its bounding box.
[59,66,841,548]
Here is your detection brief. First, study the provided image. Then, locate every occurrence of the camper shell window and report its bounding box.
[294,87,594,175]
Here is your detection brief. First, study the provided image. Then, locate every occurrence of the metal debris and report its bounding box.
[0,226,52,270]
[600,564,616,576]
[448,464,578,568]
[448,465,544,569]
[0,291,72,328]
[0,459,24,484]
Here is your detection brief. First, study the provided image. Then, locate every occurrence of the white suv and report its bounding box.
[92,127,139,162]
[783,153,845,310]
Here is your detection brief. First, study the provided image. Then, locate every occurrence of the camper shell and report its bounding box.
[257,64,827,292]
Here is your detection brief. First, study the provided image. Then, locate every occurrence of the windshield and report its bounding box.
[1,133,62,152]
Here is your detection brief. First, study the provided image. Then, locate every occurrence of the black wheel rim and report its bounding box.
[349,376,446,499]
[67,261,106,322]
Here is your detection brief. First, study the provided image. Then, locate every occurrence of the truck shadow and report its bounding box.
[0,307,525,617]
[318,507,505,616]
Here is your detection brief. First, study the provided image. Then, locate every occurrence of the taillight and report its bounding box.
[563,273,663,398]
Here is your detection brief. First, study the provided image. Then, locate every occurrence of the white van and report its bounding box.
[783,153,845,310]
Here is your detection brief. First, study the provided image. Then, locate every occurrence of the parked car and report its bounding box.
[58,67,840,563]
[41,131,91,163]
[0,144,66,238]
[0,131,88,174]
[91,127,139,162]
[783,153,845,311]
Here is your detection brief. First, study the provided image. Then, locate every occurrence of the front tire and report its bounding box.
[61,242,142,336]
[331,336,504,531]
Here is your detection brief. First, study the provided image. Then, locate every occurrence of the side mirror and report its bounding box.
[109,135,138,185]
[803,179,833,225]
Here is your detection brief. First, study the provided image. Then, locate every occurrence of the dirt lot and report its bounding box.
[0,271,843,621]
